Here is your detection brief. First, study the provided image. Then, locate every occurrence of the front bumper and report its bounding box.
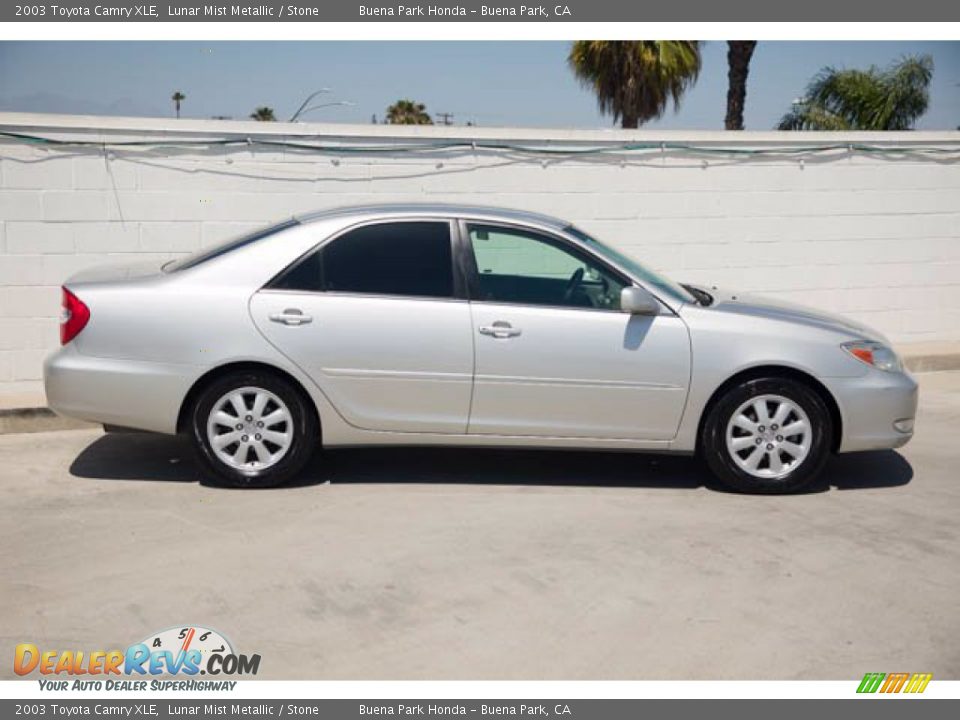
[44,344,198,434]
[829,368,919,453]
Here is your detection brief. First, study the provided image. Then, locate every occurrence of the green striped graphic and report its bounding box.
[857,672,886,693]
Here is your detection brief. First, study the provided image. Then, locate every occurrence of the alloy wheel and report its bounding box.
[205,386,293,471]
[725,394,812,480]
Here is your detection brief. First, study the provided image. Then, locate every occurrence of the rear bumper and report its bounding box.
[44,345,198,434]
[830,368,919,453]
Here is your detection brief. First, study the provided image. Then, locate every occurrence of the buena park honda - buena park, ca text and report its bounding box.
[15,4,574,18]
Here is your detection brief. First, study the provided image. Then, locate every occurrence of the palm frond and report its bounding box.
[779,55,933,131]
[569,41,702,128]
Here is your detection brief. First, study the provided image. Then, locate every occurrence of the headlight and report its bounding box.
[842,341,902,372]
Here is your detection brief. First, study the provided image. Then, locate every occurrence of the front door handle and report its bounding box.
[269,308,312,326]
[479,321,521,339]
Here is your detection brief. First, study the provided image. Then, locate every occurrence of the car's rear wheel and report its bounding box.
[189,370,318,488]
[701,377,832,494]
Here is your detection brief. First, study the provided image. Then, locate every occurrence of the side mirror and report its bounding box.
[620,286,660,316]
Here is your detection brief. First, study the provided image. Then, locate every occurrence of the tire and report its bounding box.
[189,369,318,488]
[701,377,832,494]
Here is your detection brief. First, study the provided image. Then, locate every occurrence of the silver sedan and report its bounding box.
[44,204,917,492]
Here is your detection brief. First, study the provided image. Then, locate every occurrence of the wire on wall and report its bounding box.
[1,130,959,161]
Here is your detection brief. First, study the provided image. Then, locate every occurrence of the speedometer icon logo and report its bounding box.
[142,625,234,671]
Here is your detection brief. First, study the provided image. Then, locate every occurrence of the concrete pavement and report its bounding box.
[1,371,958,680]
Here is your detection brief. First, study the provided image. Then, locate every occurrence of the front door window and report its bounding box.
[467,224,628,311]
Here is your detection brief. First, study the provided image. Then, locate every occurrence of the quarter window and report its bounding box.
[467,224,628,311]
[271,221,454,299]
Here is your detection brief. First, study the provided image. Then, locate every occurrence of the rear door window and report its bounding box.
[270,221,455,299]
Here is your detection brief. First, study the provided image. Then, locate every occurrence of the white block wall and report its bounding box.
[1,113,959,399]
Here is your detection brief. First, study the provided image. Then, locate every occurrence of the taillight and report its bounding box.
[60,287,90,345]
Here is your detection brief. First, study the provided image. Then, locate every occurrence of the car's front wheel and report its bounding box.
[189,370,318,488]
[701,377,832,493]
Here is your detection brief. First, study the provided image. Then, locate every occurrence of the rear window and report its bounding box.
[162,219,298,273]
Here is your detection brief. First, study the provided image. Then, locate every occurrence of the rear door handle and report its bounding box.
[269,308,312,326]
[479,321,521,339]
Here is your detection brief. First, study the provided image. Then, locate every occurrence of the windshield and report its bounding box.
[565,226,696,306]
[162,219,298,273]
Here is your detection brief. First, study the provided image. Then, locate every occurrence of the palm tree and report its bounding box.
[171,91,186,119]
[568,41,702,129]
[386,100,433,125]
[725,41,757,130]
[778,55,933,131]
[250,106,276,122]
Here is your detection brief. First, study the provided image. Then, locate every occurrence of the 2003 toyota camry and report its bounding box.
[44,204,917,492]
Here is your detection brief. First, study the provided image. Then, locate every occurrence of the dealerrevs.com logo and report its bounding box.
[14,626,260,689]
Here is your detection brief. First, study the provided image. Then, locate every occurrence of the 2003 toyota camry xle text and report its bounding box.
[44,204,917,492]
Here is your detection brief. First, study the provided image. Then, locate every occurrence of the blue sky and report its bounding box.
[0,41,957,129]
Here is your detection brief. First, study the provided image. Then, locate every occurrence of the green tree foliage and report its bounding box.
[778,55,933,131]
[386,100,433,125]
[171,91,186,119]
[250,107,277,122]
[568,41,702,129]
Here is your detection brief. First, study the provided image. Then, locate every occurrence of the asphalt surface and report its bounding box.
[2,372,958,680]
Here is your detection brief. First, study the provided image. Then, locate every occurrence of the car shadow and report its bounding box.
[68,432,913,492]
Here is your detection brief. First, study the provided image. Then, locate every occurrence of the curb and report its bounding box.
[903,353,960,374]
[0,407,98,435]
[2,354,958,436]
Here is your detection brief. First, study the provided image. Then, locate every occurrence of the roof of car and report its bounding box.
[294,203,570,230]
